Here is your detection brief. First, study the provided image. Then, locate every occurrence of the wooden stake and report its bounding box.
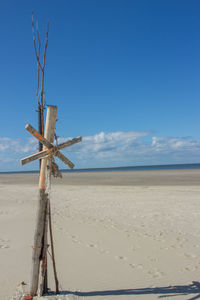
[49,201,59,293]
[30,106,57,296]
[40,195,49,295]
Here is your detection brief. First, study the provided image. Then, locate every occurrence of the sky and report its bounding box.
[0,0,200,171]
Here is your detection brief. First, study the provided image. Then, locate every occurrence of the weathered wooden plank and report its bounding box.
[25,124,53,150]
[57,136,82,150]
[20,149,54,166]
[56,151,74,169]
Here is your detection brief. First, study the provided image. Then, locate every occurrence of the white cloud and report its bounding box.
[61,132,200,166]
[0,154,15,164]
[0,137,37,154]
[79,131,150,154]
[0,131,200,169]
[152,136,200,153]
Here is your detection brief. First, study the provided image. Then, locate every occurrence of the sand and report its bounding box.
[0,169,200,300]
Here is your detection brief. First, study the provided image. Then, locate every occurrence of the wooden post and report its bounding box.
[20,106,82,296]
[30,106,57,296]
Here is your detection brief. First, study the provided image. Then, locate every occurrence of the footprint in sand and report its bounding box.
[115,255,127,261]
[160,246,169,250]
[181,265,198,272]
[99,248,109,254]
[136,264,144,270]
[16,200,24,205]
[0,245,9,249]
[184,253,197,259]
[72,239,79,243]
[147,269,163,278]
[0,238,10,249]
[0,210,9,215]
[129,263,136,269]
[193,244,200,248]
[153,271,163,278]
[129,264,144,270]
[70,235,80,243]
[149,257,159,263]
[176,237,187,243]
[132,246,140,252]
[87,243,98,248]
[172,244,184,249]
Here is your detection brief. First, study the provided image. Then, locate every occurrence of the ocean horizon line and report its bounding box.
[0,162,200,174]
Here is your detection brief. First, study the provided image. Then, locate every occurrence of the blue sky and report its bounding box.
[0,0,200,171]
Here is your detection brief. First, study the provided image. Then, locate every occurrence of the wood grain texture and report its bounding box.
[20,149,53,166]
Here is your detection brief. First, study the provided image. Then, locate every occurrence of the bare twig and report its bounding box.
[36,21,41,103]
[32,12,49,144]
[32,13,49,109]
[49,201,59,293]
[32,13,42,72]
[40,21,49,108]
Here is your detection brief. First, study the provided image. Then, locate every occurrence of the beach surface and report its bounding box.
[0,169,200,300]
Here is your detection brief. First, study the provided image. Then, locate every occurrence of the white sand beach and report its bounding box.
[0,169,200,300]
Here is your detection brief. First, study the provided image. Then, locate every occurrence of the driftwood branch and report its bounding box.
[32,12,49,154]
[49,201,59,293]
[40,21,49,108]
[36,21,41,103]
[20,149,54,166]
[25,124,53,150]
[32,13,42,74]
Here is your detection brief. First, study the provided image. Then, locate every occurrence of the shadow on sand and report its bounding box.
[56,281,200,300]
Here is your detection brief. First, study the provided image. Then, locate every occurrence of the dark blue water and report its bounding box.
[1,163,200,174]
[67,163,200,173]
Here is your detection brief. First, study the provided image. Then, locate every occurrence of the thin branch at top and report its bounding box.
[40,21,49,108]
[32,13,49,108]
[43,22,49,71]
[36,21,41,102]
[32,13,42,72]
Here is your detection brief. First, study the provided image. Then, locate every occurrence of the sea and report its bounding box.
[1,163,200,174]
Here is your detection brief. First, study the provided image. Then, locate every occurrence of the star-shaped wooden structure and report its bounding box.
[21,123,81,170]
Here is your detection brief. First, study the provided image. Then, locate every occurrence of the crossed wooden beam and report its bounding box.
[21,124,82,168]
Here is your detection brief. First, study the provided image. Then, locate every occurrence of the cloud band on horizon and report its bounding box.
[0,131,199,170]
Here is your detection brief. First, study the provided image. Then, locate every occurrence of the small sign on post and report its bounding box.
[20,105,82,297]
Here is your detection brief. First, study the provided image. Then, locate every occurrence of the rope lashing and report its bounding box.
[32,246,42,250]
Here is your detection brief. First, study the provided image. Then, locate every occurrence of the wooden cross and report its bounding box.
[20,106,82,297]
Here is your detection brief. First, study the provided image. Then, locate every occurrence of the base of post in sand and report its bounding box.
[11,282,65,300]
[11,282,29,300]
